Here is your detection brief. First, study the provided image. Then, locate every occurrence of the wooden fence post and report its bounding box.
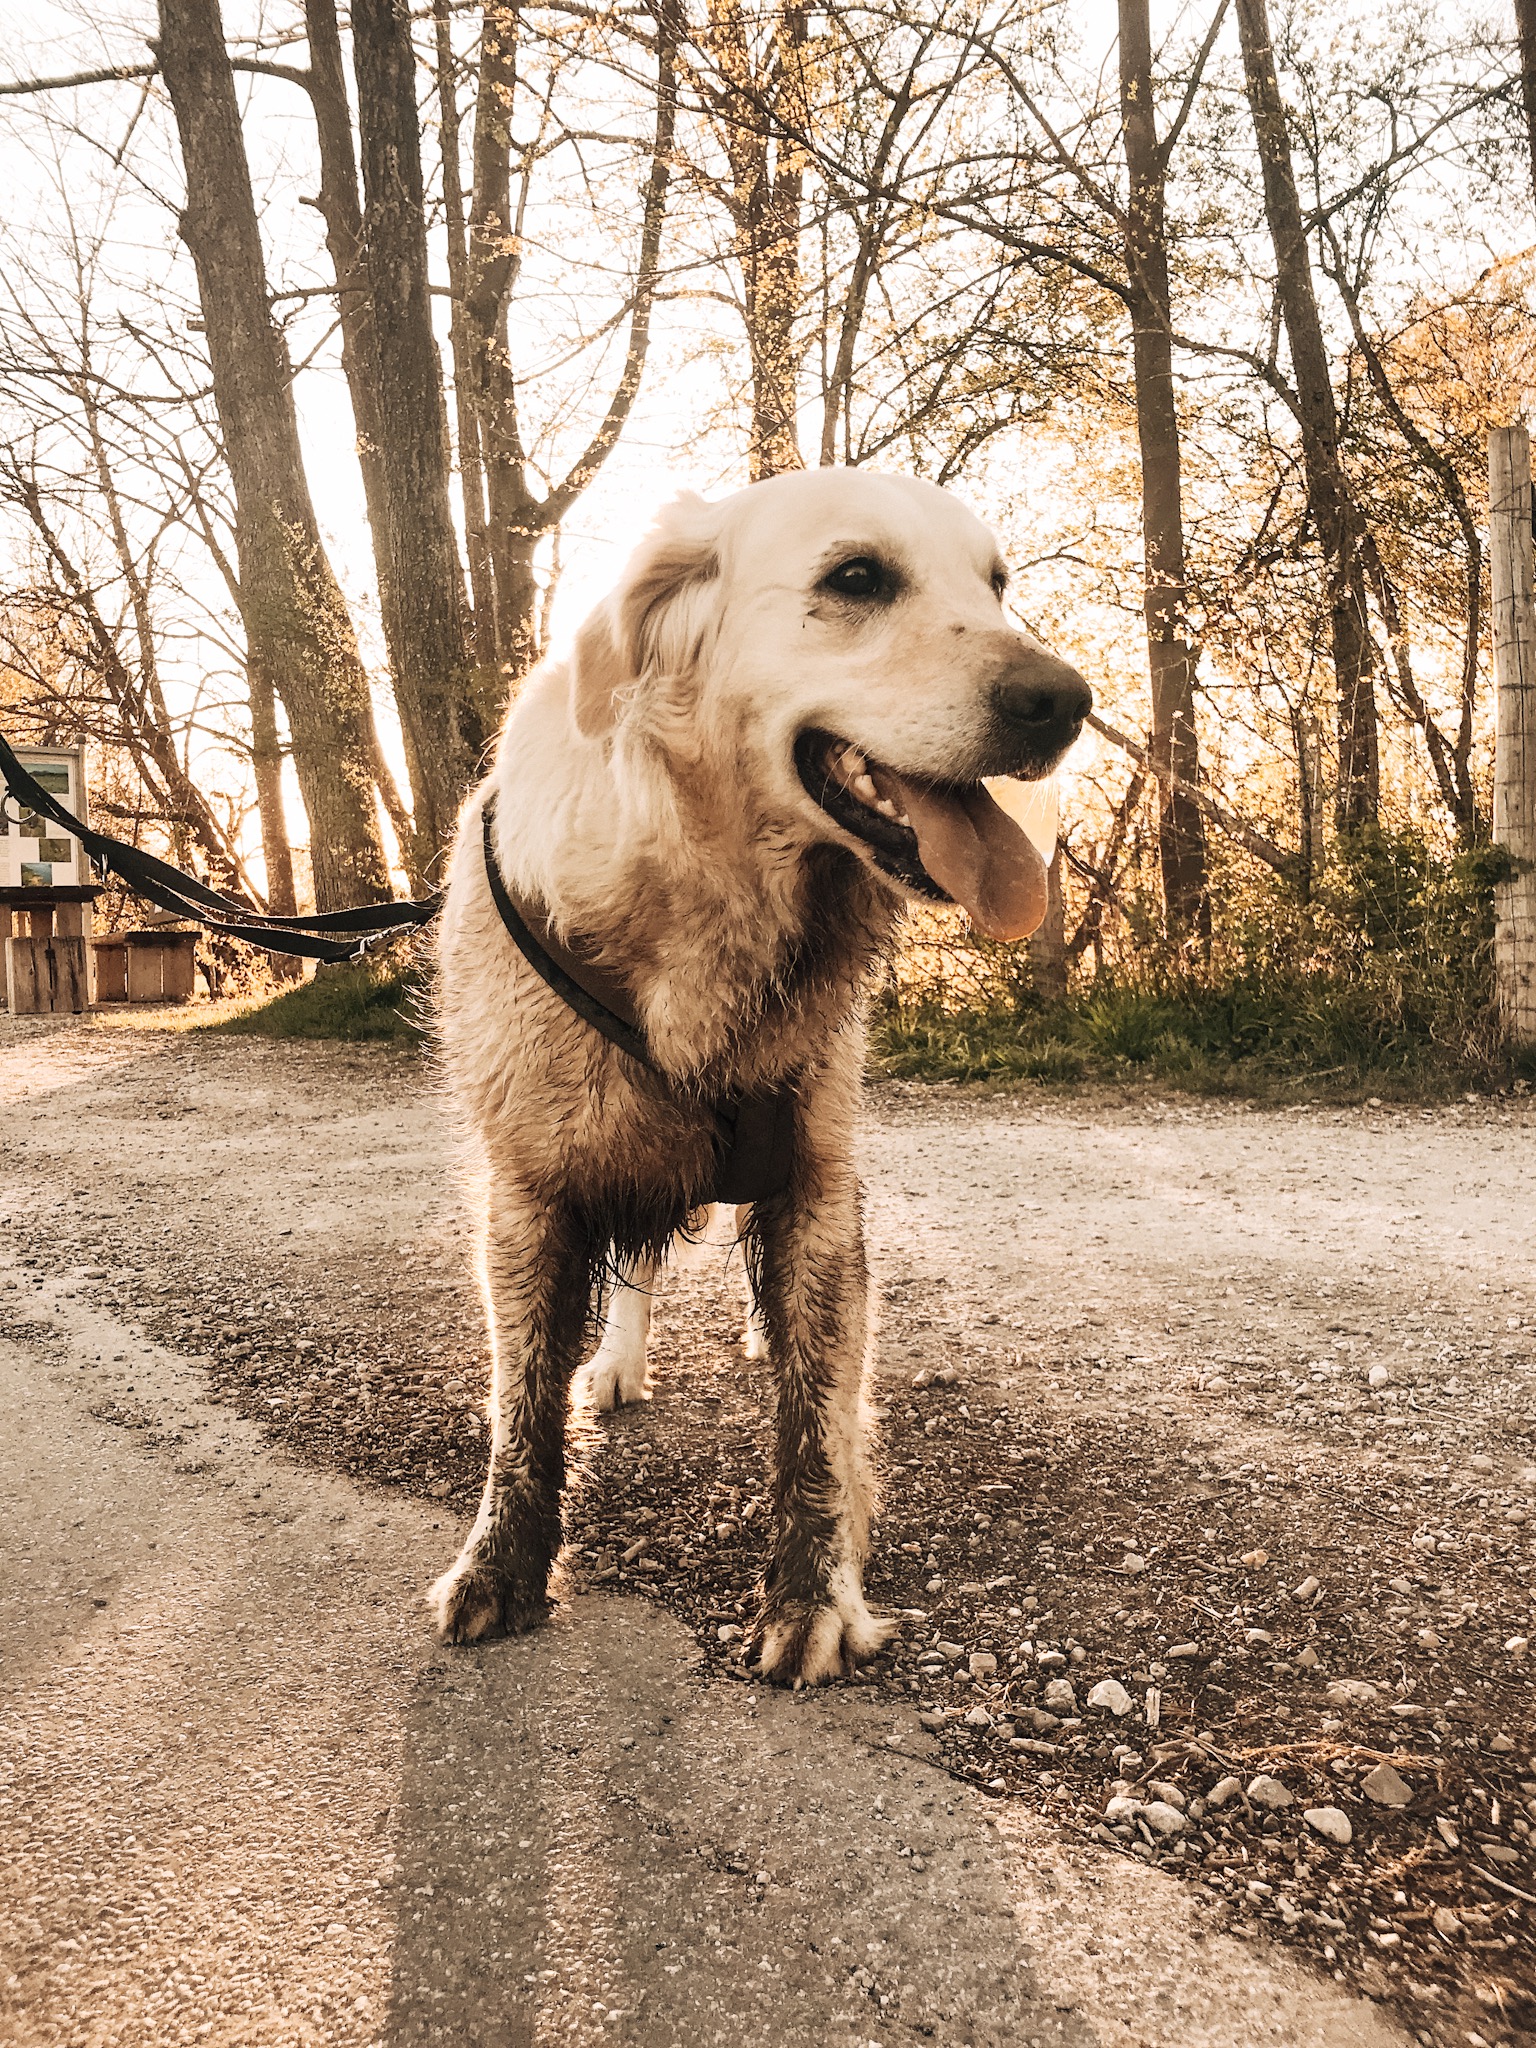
[1490,426,1536,1049]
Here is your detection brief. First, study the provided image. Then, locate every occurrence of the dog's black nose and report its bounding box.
[991,649,1093,763]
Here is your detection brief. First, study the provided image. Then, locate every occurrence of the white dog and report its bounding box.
[428,468,1089,1684]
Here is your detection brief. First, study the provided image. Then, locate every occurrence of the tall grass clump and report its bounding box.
[872,828,1524,1097]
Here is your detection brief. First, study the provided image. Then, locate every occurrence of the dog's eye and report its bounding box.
[991,567,1009,599]
[822,556,889,601]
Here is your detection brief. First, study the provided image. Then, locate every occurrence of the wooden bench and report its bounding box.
[92,928,199,1005]
[0,886,100,1015]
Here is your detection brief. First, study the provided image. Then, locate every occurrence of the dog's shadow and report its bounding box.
[377,1594,1092,2047]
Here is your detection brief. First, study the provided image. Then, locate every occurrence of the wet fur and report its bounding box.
[427,468,1080,1683]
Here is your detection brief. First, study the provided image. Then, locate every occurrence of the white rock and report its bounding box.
[1291,1575,1320,1602]
[1086,1678,1133,1717]
[1148,1780,1186,1810]
[1105,1795,1143,1821]
[1042,1678,1078,1716]
[1245,1628,1273,1646]
[1143,1801,1186,1836]
[1304,1806,1353,1845]
[964,1705,992,1729]
[1505,1636,1530,1656]
[968,1652,998,1678]
[1325,1678,1378,1707]
[1119,1553,1147,1575]
[1360,1761,1413,1807]
[1246,1774,1293,1810]
[1367,1364,1390,1389]
[1432,1905,1462,1940]
[1206,1775,1244,1808]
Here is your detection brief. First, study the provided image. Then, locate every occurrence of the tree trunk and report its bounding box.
[246,661,298,918]
[156,0,393,909]
[1235,0,1378,833]
[1117,0,1209,938]
[459,0,678,683]
[1515,0,1536,211]
[350,0,483,874]
[703,3,807,479]
[433,0,501,723]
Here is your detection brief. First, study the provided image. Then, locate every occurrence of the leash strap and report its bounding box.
[0,729,440,961]
[481,799,799,1205]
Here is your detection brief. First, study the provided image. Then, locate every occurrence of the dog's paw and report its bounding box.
[576,1343,652,1413]
[426,1552,550,1645]
[750,1586,895,1686]
[742,1310,768,1362]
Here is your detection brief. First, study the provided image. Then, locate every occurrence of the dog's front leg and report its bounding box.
[428,1183,595,1644]
[748,1167,895,1684]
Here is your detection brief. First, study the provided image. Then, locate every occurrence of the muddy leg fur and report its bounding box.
[747,1163,894,1684]
[429,1182,596,1643]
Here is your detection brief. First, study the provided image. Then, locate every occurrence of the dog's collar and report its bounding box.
[480,800,798,1206]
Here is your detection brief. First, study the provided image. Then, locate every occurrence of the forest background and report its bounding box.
[1,0,1534,1090]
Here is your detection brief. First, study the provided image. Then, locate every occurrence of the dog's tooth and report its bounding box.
[874,797,898,819]
[853,773,878,803]
[843,747,868,775]
[895,812,911,828]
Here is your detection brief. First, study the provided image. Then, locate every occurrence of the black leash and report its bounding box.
[0,729,440,962]
[1,726,797,1204]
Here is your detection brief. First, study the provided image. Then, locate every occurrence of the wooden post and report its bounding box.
[1491,426,1536,1048]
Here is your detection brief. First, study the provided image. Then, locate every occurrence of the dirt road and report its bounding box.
[2,1014,1532,2046]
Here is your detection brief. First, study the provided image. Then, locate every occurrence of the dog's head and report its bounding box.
[568,468,1091,940]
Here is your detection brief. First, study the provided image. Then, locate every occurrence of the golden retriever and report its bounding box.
[428,467,1090,1683]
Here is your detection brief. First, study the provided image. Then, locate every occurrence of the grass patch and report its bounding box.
[203,957,428,1047]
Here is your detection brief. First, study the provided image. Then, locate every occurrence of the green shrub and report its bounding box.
[204,955,428,1047]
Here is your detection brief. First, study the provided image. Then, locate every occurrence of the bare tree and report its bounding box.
[1234,0,1379,833]
[155,0,393,908]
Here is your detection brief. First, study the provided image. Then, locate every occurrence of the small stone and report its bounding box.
[1485,1844,1522,1866]
[1240,1549,1269,1567]
[912,1369,932,1388]
[1042,1678,1078,1716]
[1118,1553,1147,1576]
[1035,1649,1068,1670]
[918,1711,945,1732]
[1432,1906,1462,1940]
[1104,1794,1143,1821]
[936,1364,960,1385]
[1303,1806,1352,1845]
[1469,1453,1494,1473]
[1488,1732,1515,1753]
[1143,1801,1185,1836]
[968,1652,998,1678]
[1416,1627,1442,1650]
[1245,1628,1273,1647]
[964,1705,992,1729]
[1086,1678,1133,1717]
[1207,1775,1243,1808]
[1367,1364,1390,1389]
[925,1578,944,1595]
[1295,1644,1320,1670]
[1325,1678,1378,1707]
[1246,1774,1293,1810]
[1505,1635,1530,1656]
[1148,1780,1186,1809]
[1291,1575,1320,1602]
[428,1479,451,1499]
[1435,1816,1459,1848]
[938,1641,965,1661]
[1360,1762,1413,1807]
[1166,1642,1199,1659]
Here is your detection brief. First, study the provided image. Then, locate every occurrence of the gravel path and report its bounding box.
[5,1013,1529,2045]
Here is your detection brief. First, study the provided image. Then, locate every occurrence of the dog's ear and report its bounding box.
[570,494,720,737]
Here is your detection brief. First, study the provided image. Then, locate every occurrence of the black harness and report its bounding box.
[480,804,798,1206]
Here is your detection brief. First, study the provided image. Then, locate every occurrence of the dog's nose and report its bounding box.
[991,647,1093,761]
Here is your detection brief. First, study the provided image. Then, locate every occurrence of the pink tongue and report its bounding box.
[870,767,1047,941]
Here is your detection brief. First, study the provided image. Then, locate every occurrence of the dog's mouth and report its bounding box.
[794,728,1048,941]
